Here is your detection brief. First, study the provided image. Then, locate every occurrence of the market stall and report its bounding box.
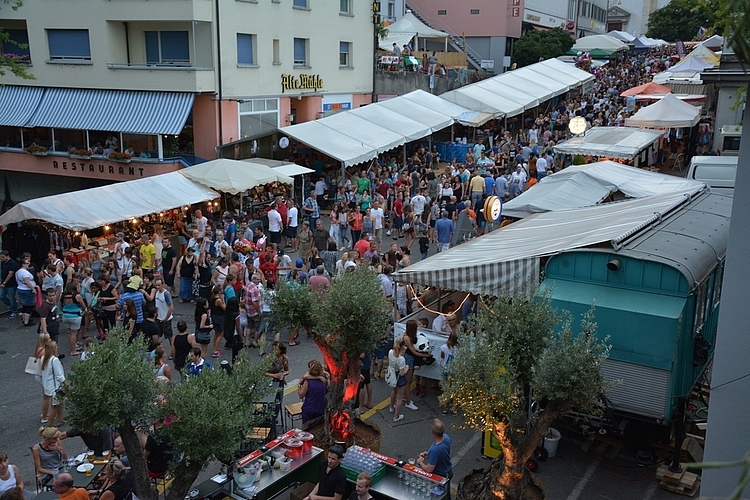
[625,93,701,129]
[553,127,664,165]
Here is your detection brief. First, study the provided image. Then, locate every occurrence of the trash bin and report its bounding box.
[542,428,562,458]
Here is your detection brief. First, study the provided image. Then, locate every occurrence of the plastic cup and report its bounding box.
[86,467,92,477]
[102,450,110,461]
[86,450,95,462]
[408,458,416,466]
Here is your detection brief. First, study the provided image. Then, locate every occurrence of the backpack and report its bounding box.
[385,364,398,388]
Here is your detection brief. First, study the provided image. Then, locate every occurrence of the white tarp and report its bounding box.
[281,90,471,167]
[440,58,594,119]
[607,30,635,42]
[553,127,664,159]
[625,93,701,128]
[179,158,293,194]
[502,161,706,217]
[393,191,699,296]
[668,55,716,73]
[572,34,629,52]
[0,171,219,231]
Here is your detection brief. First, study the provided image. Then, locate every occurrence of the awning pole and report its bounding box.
[86,131,90,150]
[51,129,56,152]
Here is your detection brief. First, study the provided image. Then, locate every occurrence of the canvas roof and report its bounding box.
[572,34,629,52]
[699,34,724,50]
[553,127,664,159]
[386,11,450,38]
[625,93,701,128]
[607,30,635,42]
[0,172,219,231]
[621,82,672,97]
[179,158,293,194]
[502,161,705,218]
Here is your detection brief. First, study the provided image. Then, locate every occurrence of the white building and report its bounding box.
[0,0,375,198]
[607,0,670,37]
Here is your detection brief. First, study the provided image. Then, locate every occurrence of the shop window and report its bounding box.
[339,41,351,67]
[237,33,256,66]
[294,37,308,66]
[122,133,158,158]
[340,0,351,14]
[47,29,91,61]
[293,0,309,9]
[239,98,279,139]
[2,28,31,63]
[145,31,190,65]
[388,2,395,18]
[54,129,86,151]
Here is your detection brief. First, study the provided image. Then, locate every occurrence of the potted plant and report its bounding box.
[109,151,133,163]
[24,144,48,156]
[69,148,92,159]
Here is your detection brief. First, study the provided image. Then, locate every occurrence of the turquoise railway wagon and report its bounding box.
[539,192,731,428]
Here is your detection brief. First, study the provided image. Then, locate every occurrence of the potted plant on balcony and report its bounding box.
[24,144,48,156]
[109,151,133,163]
[69,148,92,160]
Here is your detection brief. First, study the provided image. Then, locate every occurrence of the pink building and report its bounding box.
[406,0,524,72]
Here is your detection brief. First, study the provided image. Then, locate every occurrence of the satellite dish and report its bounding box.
[279,137,290,149]
[569,116,587,135]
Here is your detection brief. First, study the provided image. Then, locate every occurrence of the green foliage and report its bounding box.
[512,28,574,68]
[646,0,720,41]
[65,328,158,431]
[0,1,35,80]
[726,0,750,64]
[270,279,315,332]
[312,269,390,356]
[159,350,273,470]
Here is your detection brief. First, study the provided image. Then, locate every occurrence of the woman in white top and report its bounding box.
[15,257,37,327]
[40,341,67,426]
[211,256,230,287]
[388,338,409,423]
[153,224,164,271]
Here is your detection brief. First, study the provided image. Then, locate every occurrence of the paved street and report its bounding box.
[0,291,680,499]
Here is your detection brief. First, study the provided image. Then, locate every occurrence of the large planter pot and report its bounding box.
[111,158,131,164]
[69,154,91,160]
[29,151,48,156]
[308,417,382,453]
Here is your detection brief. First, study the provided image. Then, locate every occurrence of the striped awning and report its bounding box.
[0,85,44,127]
[24,88,195,134]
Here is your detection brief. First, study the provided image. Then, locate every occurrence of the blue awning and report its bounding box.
[24,88,195,135]
[0,86,44,127]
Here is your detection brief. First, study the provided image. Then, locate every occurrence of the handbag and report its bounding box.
[385,364,398,388]
[25,356,43,376]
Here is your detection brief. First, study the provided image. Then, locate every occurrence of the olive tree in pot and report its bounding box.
[442,293,612,500]
[271,269,390,445]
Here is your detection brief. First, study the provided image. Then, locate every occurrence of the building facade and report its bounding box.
[0,0,374,200]
[523,0,570,32]
[606,0,670,37]
[405,0,523,72]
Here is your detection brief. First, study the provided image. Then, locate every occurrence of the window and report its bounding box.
[237,33,256,65]
[339,41,351,67]
[294,38,308,66]
[340,0,351,14]
[145,31,190,64]
[47,29,91,60]
[470,9,479,14]
[2,29,31,62]
[239,98,279,139]
[388,1,395,17]
[293,0,309,9]
[437,9,447,15]
[568,0,576,21]
[273,39,280,64]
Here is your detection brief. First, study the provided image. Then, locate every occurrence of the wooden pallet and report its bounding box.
[653,436,704,463]
[581,434,621,461]
[656,464,700,497]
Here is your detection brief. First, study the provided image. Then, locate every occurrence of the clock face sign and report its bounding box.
[279,137,290,149]
[484,196,502,222]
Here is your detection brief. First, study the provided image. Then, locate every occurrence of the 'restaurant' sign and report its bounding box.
[281,74,324,93]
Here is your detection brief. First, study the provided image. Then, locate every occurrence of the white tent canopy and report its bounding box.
[280,90,472,167]
[669,55,716,74]
[393,191,701,296]
[502,161,705,217]
[572,34,629,52]
[699,34,724,50]
[625,93,701,128]
[440,58,594,120]
[179,158,293,194]
[378,11,449,51]
[607,30,635,42]
[553,127,664,159]
[0,171,219,231]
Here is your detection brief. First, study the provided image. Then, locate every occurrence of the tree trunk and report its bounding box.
[314,341,362,445]
[119,424,156,500]
[165,462,203,500]
[485,456,530,500]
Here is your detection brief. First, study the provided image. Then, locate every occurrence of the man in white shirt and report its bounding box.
[114,232,130,271]
[286,200,299,252]
[194,209,208,238]
[411,190,427,219]
[267,201,283,252]
[154,277,175,358]
[535,155,548,181]
[213,232,230,258]
[315,177,328,207]
[370,200,385,252]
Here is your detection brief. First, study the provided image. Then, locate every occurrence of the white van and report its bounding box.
[687,156,737,193]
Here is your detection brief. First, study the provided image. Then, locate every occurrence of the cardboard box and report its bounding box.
[289,482,315,500]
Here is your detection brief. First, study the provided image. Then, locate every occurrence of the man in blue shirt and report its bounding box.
[434,211,455,253]
[417,419,453,497]
[117,275,145,337]
[186,347,213,378]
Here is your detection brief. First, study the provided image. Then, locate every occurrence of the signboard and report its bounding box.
[626,96,636,112]
[480,60,495,70]
[281,74,324,93]
[322,94,353,112]
[483,195,502,222]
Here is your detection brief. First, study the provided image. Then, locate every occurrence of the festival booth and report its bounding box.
[240,158,314,206]
[377,11,450,53]
[568,34,629,57]
[625,93,701,129]
[502,161,705,218]
[0,171,219,263]
[607,30,635,43]
[391,189,707,381]
[553,127,664,167]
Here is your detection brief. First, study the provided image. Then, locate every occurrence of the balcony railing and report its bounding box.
[106,62,213,71]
